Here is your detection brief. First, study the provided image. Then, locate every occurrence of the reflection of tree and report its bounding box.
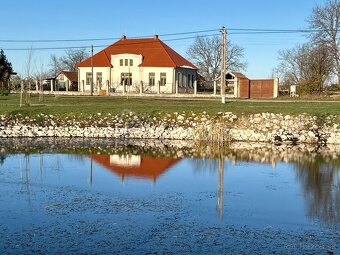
[0,154,6,166]
[294,155,340,227]
[191,158,218,173]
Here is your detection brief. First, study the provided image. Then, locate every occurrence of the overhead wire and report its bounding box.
[0,27,329,51]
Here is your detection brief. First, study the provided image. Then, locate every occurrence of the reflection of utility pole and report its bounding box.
[39,153,44,180]
[217,156,224,221]
[88,156,93,185]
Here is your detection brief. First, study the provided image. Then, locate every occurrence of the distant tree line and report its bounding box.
[276,0,340,95]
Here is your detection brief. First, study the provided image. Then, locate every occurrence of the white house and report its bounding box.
[55,71,78,91]
[77,35,197,94]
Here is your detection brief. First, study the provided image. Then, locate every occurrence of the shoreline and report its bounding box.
[1,112,340,145]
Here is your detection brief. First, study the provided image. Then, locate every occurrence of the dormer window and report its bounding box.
[130,59,133,66]
[120,59,123,66]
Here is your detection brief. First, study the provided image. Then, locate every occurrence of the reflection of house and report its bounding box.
[226,71,279,99]
[77,35,197,94]
[90,154,181,181]
[56,71,78,91]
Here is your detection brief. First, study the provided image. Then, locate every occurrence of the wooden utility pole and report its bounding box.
[220,26,227,104]
[91,45,94,96]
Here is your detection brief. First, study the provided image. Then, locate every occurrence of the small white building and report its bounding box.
[56,71,78,91]
[77,35,197,94]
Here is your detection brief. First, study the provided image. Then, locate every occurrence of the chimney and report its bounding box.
[121,35,126,40]
[153,34,158,40]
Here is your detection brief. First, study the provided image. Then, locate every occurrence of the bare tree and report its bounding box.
[308,0,340,84]
[186,36,247,81]
[49,54,63,78]
[277,43,333,94]
[60,48,89,72]
[20,47,35,106]
[49,48,89,75]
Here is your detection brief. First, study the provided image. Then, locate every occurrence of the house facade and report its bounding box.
[77,35,197,94]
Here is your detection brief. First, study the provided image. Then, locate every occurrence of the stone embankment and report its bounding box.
[0,112,340,145]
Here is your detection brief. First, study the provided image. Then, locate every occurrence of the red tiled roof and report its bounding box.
[90,155,181,181]
[228,71,247,79]
[59,71,78,83]
[77,37,197,69]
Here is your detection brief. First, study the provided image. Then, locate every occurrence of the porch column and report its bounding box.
[50,80,54,92]
[123,82,125,95]
[194,80,197,95]
[66,80,69,92]
[234,78,238,98]
[140,81,143,96]
[175,80,178,94]
[81,80,85,94]
[273,77,279,98]
[157,81,160,94]
[213,81,217,97]
[106,80,109,95]
[35,80,39,93]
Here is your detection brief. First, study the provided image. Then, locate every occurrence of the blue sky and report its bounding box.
[1,0,327,78]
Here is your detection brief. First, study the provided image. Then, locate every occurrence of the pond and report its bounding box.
[0,139,339,254]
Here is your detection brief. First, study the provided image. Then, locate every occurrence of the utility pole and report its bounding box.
[220,26,227,104]
[91,45,94,96]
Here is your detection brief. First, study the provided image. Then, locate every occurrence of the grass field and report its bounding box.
[1,94,340,118]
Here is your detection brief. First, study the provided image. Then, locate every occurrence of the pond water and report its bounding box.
[0,139,339,254]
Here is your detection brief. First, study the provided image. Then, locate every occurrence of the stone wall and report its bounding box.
[0,112,340,145]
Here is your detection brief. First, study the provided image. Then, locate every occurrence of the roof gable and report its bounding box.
[58,71,78,82]
[77,37,197,69]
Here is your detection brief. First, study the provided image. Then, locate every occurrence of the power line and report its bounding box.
[0,27,332,51]
[0,29,220,43]
[0,28,326,43]
[0,33,221,51]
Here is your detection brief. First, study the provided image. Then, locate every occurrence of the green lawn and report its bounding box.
[0,94,340,118]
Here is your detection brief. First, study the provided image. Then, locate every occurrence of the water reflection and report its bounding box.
[89,154,181,182]
[293,156,340,227]
[0,141,340,230]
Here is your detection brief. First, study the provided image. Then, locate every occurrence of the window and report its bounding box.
[121,73,132,85]
[86,72,92,85]
[125,59,128,66]
[160,73,166,86]
[120,59,123,66]
[130,59,133,66]
[149,72,155,86]
[96,72,102,85]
